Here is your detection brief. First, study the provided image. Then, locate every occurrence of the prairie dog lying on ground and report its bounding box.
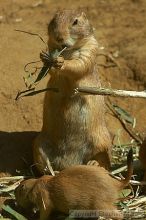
[33,9,112,174]
[15,149,133,220]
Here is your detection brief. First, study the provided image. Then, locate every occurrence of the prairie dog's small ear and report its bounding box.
[76,11,87,20]
[81,12,87,19]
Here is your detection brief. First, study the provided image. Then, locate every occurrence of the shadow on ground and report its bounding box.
[0,131,38,175]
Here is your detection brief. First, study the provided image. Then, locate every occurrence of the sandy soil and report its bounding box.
[0,0,146,184]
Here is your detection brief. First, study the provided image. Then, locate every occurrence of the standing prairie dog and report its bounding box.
[15,149,133,220]
[33,9,112,174]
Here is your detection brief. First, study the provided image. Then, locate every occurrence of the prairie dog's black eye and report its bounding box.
[72,19,78,26]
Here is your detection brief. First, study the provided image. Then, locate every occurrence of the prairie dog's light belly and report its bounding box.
[43,73,104,137]
[43,93,90,135]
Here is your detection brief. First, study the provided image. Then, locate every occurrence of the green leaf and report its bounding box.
[118,201,128,209]
[18,87,58,99]
[51,49,60,58]
[2,205,28,220]
[34,49,60,84]
[0,218,11,220]
[113,104,134,125]
[34,64,51,84]
[118,188,132,198]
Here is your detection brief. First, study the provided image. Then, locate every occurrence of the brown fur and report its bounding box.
[33,9,112,174]
[15,149,133,220]
[139,138,146,193]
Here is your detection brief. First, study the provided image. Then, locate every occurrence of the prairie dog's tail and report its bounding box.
[121,148,133,188]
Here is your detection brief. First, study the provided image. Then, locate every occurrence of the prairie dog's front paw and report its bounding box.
[53,56,64,69]
[40,51,52,64]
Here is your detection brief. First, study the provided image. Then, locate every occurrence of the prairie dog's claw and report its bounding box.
[40,51,52,64]
[87,160,99,167]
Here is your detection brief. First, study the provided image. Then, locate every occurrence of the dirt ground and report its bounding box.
[0,0,146,205]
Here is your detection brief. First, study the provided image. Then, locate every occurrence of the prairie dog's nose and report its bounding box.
[56,36,64,43]
[56,36,71,48]
[62,43,69,48]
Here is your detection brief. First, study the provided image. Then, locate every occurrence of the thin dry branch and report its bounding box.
[127,197,146,207]
[39,148,55,176]
[0,176,26,182]
[97,52,122,71]
[107,99,143,143]
[112,165,127,175]
[15,87,58,100]
[75,87,146,98]
[15,29,47,47]
[112,174,146,186]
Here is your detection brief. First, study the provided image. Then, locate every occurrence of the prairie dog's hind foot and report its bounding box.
[87,160,99,167]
